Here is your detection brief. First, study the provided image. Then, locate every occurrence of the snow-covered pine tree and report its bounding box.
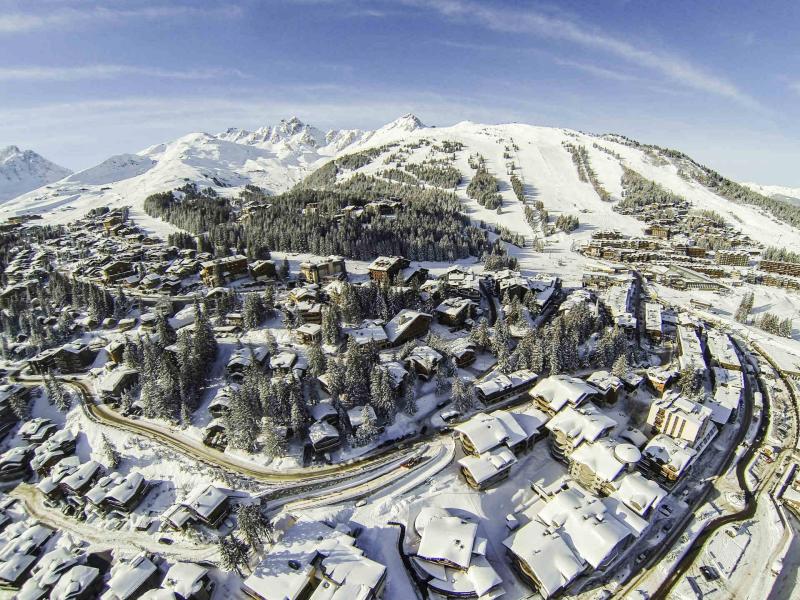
[307,343,326,377]
[98,433,120,469]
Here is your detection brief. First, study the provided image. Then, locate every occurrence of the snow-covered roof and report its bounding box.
[243,518,377,600]
[184,484,228,520]
[458,447,517,484]
[585,371,623,394]
[454,413,510,454]
[545,404,617,447]
[97,367,138,393]
[475,369,538,399]
[642,434,697,475]
[611,471,667,517]
[308,400,337,422]
[570,439,627,483]
[309,421,340,445]
[60,460,101,492]
[537,485,633,569]
[270,351,297,370]
[383,310,431,344]
[530,375,597,412]
[503,519,584,599]
[417,515,477,569]
[348,322,387,345]
[162,562,209,599]
[706,330,740,369]
[48,565,100,600]
[105,554,158,600]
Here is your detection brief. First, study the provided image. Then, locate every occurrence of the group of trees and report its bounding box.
[563,143,611,201]
[555,214,580,233]
[763,246,800,264]
[405,161,462,188]
[123,301,217,423]
[735,292,755,323]
[616,167,688,215]
[518,302,623,376]
[466,158,502,210]
[755,312,793,338]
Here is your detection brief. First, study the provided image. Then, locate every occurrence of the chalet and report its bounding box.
[458,446,516,490]
[227,347,269,381]
[50,565,102,599]
[15,546,84,598]
[368,256,409,283]
[85,472,149,513]
[97,368,139,402]
[347,321,389,348]
[638,434,698,487]
[440,266,481,300]
[163,484,230,530]
[610,472,667,519]
[270,351,297,374]
[585,371,624,404]
[295,323,322,345]
[404,505,503,599]
[31,429,78,476]
[448,338,477,368]
[158,562,215,600]
[19,417,58,444]
[644,302,663,343]
[504,484,641,598]
[294,301,323,324]
[529,375,598,417]
[37,456,81,501]
[0,445,32,481]
[243,519,386,600]
[300,256,346,283]
[208,385,238,419]
[475,369,538,405]
[569,438,641,496]
[249,259,277,280]
[434,297,475,326]
[104,554,159,600]
[60,460,104,497]
[200,255,248,286]
[308,421,341,453]
[102,261,135,284]
[455,406,548,456]
[404,346,443,380]
[384,310,432,346]
[202,419,228,450]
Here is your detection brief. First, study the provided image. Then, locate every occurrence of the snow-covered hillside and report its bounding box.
[3,115,799,253]
[0,145,72,203]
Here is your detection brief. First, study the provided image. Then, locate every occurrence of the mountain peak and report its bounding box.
[0,146,72,202]
[380,113,426,132]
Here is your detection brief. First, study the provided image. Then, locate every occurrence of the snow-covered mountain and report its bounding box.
[0,146,72,202]
[2,113,798,253]
[744,182,800,206]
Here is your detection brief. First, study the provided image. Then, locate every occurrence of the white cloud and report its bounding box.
[403,0,762,110]
[0,64,249,82]
[0,4,242,34]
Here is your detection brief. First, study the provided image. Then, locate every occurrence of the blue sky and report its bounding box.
[1,0,798,185]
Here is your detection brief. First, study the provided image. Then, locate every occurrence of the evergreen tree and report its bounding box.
[226,388,260,451]
[262,416,288,458]
[237,504,272,549]
[612,354,630,378]
[343,339,369,406]
[403,381,417,415]
[435,368,450,396]
[307,343,326,377]
[278,257,290,279]
[262,287,276,318]
[98,433,120,469]
[218,534,250,575]
[155,314,177,346]
[242,293,265,331]
[452,377,474,413]
[355,406,379,446]
[321,307,340,344]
